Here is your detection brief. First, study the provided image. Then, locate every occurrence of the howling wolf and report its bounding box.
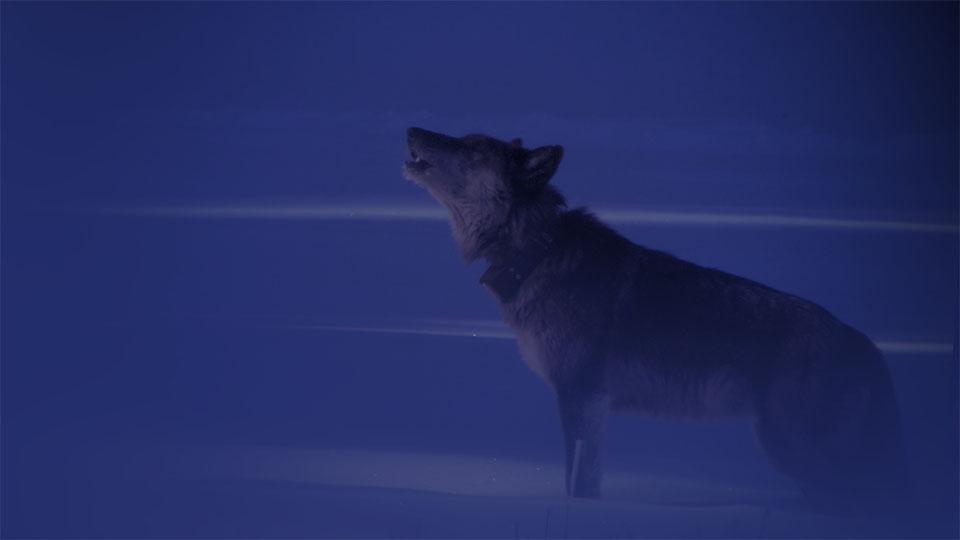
[402,127,909,514]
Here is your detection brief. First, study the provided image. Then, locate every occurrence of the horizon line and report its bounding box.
[102,204,958,234]
[293,323,954,356]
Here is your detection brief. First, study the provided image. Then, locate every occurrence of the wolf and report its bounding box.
[402,127,909,514]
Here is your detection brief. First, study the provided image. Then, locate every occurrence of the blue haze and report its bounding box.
[2,2,957,537]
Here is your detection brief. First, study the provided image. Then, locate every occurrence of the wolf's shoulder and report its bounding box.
[557,208,630,248]
[556,208,674,264]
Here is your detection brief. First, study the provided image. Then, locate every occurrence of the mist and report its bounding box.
[2,2,957,538]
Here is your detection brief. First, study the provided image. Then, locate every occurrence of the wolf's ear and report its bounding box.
[510,138,523,148]
[519,145,563,191]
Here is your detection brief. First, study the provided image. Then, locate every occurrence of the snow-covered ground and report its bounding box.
[8,432,954,538]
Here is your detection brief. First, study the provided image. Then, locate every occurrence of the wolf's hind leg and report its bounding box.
[754,362,910,515]
[556,390,610,498]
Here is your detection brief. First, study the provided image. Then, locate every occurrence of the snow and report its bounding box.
[10,436,948,538]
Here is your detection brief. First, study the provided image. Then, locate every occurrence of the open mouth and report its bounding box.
[404,147,433,174]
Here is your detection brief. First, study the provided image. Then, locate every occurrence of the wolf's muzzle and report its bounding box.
[407,127,462,157]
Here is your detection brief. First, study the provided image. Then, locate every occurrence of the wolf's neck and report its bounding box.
[480,201,563,267]
[475,201,563,303]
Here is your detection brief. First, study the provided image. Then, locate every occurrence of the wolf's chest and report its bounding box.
[513,330,553,382]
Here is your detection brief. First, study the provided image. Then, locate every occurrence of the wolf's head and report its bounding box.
[404,127,565,262]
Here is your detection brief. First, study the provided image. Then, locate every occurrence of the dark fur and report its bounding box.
[403,127,909,514]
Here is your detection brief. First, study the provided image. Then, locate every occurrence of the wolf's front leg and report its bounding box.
[556,390,610,498]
